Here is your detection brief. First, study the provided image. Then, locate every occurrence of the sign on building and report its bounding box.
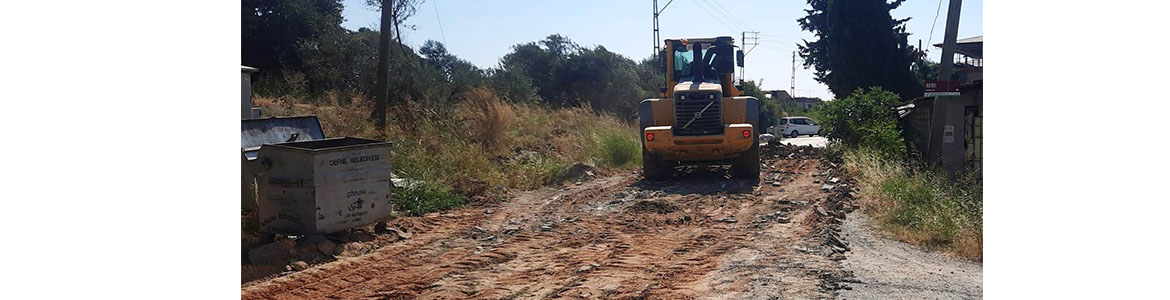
[925,80,961,97]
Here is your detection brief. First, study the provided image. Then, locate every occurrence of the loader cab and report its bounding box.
[660,37,744,98]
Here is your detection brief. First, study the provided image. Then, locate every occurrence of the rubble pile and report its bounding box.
[763,140,823,160]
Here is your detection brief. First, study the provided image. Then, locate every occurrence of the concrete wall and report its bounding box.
[926,82,982,175]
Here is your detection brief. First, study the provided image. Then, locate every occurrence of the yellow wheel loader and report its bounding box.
[639,36,759,180]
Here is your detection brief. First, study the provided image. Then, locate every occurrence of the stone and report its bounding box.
[771,181,781,187]
[334,242,371,257]
[578,264,595,273]
[316,239,337,256]
[290,261,309,271]
[248,238,296,265]
[600,284,620,293]
[387,227,412,240]
[830,177,840,184]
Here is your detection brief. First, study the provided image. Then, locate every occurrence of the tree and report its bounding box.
[242,0,345,95]
[419,40,487,104]
[740,79,782,130]
[817,87,904,157]
[494,35,654,118]
[798,0,923,100]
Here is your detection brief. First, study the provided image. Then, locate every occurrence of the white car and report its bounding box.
[773,117,821,138]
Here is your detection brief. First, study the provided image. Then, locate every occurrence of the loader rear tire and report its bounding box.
[731,138,760,180]
[642,148,672,180]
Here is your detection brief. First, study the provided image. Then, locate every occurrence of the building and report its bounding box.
[766,90,824,111]
[897,35,982,176]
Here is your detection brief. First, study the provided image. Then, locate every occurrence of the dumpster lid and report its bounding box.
[242,116,325,160]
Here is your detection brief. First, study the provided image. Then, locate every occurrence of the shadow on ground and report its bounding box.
[630,165,758,195]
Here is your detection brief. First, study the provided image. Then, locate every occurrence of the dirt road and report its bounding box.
[837,212,983,299]
[242,144,861,299]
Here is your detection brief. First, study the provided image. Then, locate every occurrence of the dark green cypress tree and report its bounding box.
[798,0,923,100]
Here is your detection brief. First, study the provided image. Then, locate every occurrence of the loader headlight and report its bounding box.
[708,94,716,99]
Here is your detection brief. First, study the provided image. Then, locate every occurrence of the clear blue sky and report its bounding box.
[341,0,982,100]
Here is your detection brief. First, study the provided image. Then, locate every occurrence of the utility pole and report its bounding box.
[739,31,758,83]
[790,51,796,97]
[937,0,963,82]
[652,0,674,58]
[928,0,963,172]
[372,0,394,130]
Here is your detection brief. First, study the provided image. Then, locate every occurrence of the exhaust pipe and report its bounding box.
[691,42,704,81]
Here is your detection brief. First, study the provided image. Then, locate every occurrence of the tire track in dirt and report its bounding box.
[243,152,852,299]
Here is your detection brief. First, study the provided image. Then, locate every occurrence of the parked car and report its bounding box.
[772,117,821,138]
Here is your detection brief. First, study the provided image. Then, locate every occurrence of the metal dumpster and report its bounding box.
[242,116,326,210]
[254,137,393,235]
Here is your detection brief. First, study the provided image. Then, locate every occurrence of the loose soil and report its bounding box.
[837,212,983,299]
[241,143,971,299]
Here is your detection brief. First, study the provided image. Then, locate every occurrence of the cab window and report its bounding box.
[673,45,707,79]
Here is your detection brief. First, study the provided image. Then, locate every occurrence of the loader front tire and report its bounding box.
[642,148,672,180]
[731,138,760,180]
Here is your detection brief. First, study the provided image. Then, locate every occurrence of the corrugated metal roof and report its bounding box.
[933,35,983,47]
[933,35,983,59]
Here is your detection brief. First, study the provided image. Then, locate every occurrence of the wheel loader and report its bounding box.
[639,36,760,180]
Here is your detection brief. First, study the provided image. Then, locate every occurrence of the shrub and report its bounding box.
[392,182,465,217]
[600,129,641,167]
[844,148,983,259]
[818,87,905,158]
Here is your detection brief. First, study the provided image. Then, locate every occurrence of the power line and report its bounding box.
[689,0,741,33]
[704,0,754,31]
[432,0,447,45]
[926,0,944,51]
[692,0,746,32]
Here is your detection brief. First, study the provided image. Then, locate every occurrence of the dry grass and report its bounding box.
[251,92,640,208]
[843,148,983,260]
[455,87,516,153]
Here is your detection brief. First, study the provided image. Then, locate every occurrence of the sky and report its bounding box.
[341,0,982,100]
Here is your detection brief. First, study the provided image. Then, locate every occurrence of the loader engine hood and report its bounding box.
[673,80,723,94]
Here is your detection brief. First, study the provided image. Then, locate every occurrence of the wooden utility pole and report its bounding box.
[373,0,393,129]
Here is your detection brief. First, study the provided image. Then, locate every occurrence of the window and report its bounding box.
[779,119,788,125]
[674,48,693,77]
[806,119,817,126]
[790,119,805,125]
[673,44,712,80]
